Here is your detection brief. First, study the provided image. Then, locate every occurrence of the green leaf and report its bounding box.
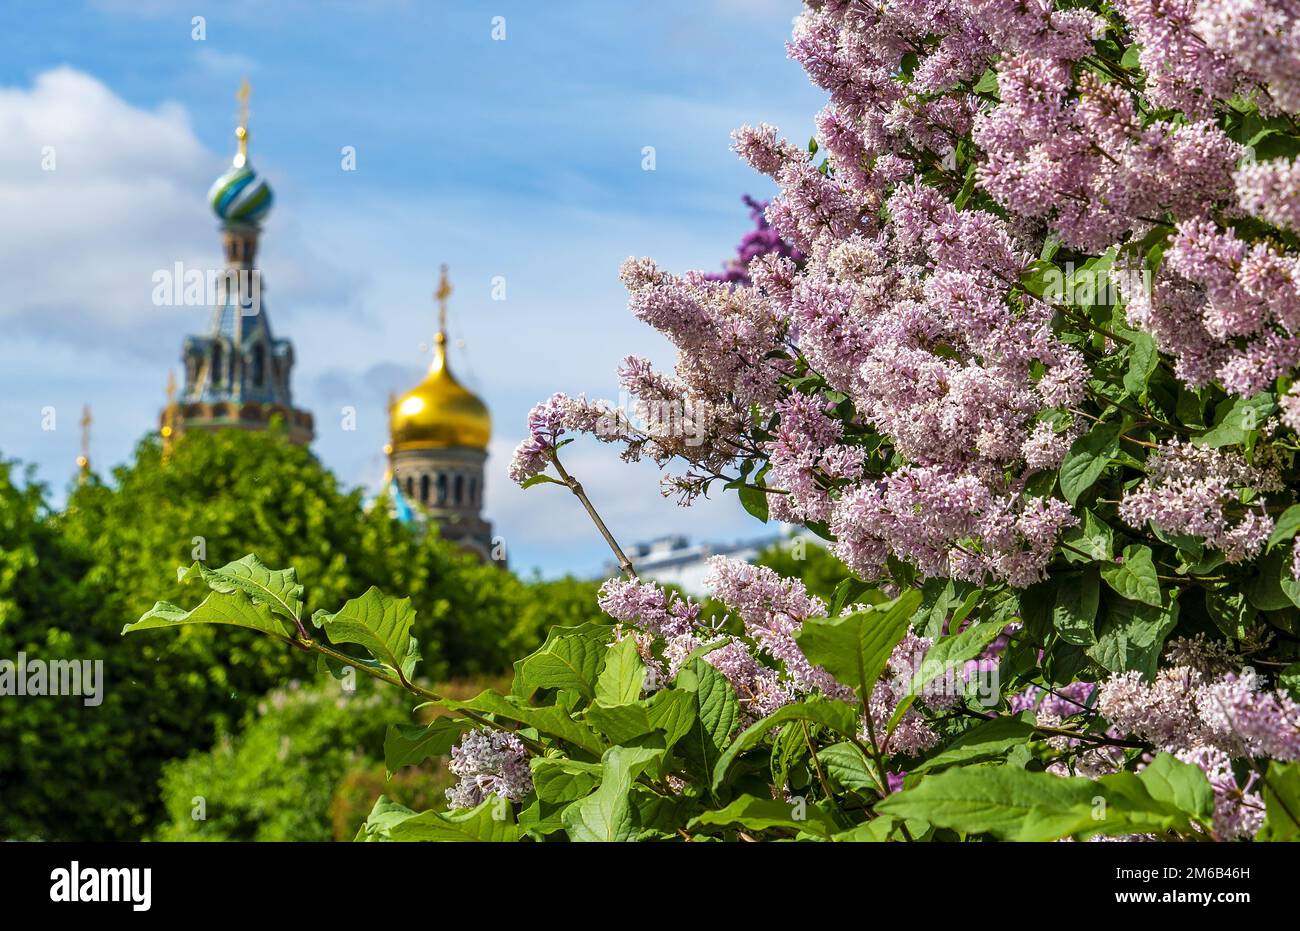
[828,577,876,618]
[712,698,861,791]
[972,68,998,96]
[817,741,879,794]
[519,474,563,488]
[1020,259,1058,298]
[877,766,1098,840]
[518,632,606,700]
[690,794,838,839]
[595,636,645,706]
[312,586,420,680]
[794,589,922,699]
[1268,504,1300,550]
[886,618,1006,737]
[1137,752,1214,824]
[562,746,664,842]
[531,758,601,804]
[1059,421,1122,504]
[953,163,978,210]
[123,590,296,639]
[1100,544,1162,607]
[738,483,770,523]
[831,817,909,842]
[585,687,695,747]
[1244,548,1295,611]
[1087,595,1179,677]
[1120,42,1142,69]
[178,554,304,623]
[1052,567,1100,646]
[435,690,605,756]
[382,797,520,842]
[676,657,742,781]
[1196,392,1275,448]
[383,718,470,776]
[910,713,1036,775]
[355,796,420,841]
[878,764,1205,841]
[1123,331,1158,398]
[1060,509,1112,559]
[1204,589,1253,639]
[1257,761,1300,841]
[1280,662,1300,701]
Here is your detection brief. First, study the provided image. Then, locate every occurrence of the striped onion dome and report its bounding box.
[208,160,273,225]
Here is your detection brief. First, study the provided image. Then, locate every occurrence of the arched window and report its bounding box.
[469,476,479,507]
[419,474,430,504]
[405,476,414,498]
[454,474,465,506]
[436,473,447,506]
[211,344,223,387]
[252,344,265,387]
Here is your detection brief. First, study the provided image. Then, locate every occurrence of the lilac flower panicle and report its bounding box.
[445,729,533,810]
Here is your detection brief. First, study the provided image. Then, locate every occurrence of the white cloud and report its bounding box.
[0,67,356,355]
[0,69,215,345]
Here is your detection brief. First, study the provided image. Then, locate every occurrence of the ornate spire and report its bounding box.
[234,78,251,168]
[76,403,92,484]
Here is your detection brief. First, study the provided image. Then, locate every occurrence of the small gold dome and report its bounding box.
[390,333,491,451]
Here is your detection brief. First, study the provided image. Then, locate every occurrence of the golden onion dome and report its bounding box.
[390,331,491,451]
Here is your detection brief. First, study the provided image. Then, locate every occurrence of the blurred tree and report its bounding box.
[0,429,602,839]
[152,680,414,842]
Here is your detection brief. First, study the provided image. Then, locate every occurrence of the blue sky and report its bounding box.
[0,0,825,576]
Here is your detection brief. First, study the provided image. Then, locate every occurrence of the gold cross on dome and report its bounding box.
[234,79,252,166]
[435,264,452,338]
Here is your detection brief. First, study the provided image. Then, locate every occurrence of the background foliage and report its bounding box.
[0,430,600,840]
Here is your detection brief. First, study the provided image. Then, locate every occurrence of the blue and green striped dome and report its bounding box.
[208,162,273,225]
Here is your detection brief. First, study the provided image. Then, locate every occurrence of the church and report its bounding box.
[160,82,495,561]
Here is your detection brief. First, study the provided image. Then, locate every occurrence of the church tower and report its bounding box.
[388,266,494,560]
[161,80,314,446]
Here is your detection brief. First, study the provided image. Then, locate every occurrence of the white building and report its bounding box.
[608,533,786,595]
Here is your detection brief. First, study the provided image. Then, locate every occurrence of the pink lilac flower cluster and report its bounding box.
[599,559,968,741]
[1196,0,1300,114]
[975,61,1242,252]
[1113,1,1300,116]
[1118,440,1281,562]
[1127,218,1300,397]
[445,728,533,810]
[1235,156,1300,234]
[596,575,705,689]
[1098,649,1300,837]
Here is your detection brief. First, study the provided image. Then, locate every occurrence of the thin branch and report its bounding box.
[550,449,638,579]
